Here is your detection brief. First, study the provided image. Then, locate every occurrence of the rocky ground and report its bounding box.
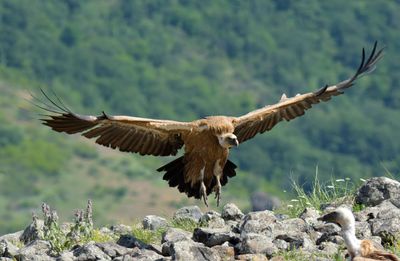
[1,177,400,261]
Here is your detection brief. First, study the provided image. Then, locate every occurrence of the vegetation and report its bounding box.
[0,0,399,233]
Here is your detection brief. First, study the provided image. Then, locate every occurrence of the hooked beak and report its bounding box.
[231,138,239,147]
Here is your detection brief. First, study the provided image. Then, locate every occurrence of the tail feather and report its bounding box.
[157,157,237,199]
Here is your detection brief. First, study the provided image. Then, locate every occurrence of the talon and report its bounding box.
[200,182,208,207]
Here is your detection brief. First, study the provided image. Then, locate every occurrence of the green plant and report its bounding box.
[131,224,166,244]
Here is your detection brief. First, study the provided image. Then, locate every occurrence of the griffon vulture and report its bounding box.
[318,207,399,261]
[36,42,383,206]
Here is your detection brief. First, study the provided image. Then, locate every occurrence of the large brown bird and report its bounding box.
[318,207,399,261]
[36,42,383,206]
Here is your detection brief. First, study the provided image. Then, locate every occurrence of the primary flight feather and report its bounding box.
[37,42,384,206]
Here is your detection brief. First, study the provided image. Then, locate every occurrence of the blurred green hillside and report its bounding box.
[0,0,399,234]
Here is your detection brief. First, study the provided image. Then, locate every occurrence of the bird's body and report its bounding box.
[35,42,383,206]
[318,207,399,261]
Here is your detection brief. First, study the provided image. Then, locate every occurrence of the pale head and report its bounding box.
[318,207,355,229]
[217,133,239,148]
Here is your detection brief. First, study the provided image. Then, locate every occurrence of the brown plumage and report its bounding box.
[318,207,399,261]
[35,42,383,206]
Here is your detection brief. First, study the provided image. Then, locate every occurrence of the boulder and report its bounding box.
[72,242,111,260]
[355,177,400,207]
[200,211,225,229]
[173,206,203,223]
[142,215,168,231]
[212,243,235,261]
[16,240,54,261]
[117,234,147,249]
[110,224,132,235]
[239,210,276,236]
[95,242,131,258]
[20,219,44,244]
[221,203,244,221]
[193,227,239,247]
[235,253,269,261]
[168,241,221,261]
[251,191,281,211]
[237,233,278,257]
[161,228,193,256]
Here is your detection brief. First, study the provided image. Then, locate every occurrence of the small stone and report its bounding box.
[161,228,193,256]
[300,207,320,225]
[57,251,75,261]
[318,241,339,255]
[273,238,288,250]
[173,206,203,223]
[0,239,19,257]
[142,215,168,231]
[221,203,244,221]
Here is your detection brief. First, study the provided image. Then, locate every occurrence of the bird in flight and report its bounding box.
[318,207,399,260]
[35,42,383,206]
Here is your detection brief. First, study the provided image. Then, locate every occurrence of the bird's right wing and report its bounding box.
[34,90,195,156]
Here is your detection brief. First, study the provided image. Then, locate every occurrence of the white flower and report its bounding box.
[345,177,351,181]
[305,202,312,206]
[287,205,293,208]
[360,178,366,182]
[327,185,335,189]
[283,190,287,193]
[290,199,299,202]
[335,179,345,182]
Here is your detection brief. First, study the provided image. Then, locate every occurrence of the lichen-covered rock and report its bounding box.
[173,206,203,223]
[221,203,244,221]
[0,239,18,258]
[110,224,132,235]
[168,241,221,261]
[212,243,235,261]
[20,219,44,244]
[355,177,400,207]
[142,215,168,231]
[115,248,165,261]
[161,228,193,256]
[193,227,239,247]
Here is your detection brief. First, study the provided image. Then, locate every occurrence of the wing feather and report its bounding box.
[37,91,193,156]
[233,42,384,143]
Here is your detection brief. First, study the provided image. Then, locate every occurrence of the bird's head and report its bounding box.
[318,207,355,229]
[218,133,239,148]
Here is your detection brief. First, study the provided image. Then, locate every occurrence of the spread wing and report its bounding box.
[34,90,194,156]
[233,42,384,143]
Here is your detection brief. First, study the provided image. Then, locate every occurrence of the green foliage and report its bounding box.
[278,169,359,218]
[131,224,166,245]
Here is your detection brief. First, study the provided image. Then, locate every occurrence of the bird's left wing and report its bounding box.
[34,90,195,156]
[233,42,384,144]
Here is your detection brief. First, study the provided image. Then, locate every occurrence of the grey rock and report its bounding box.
[126,248,165,261]
[193,227,239,247]
[355,177,400,207]
[173,206,203,223]
[371,217,400,244]
[0,239,19,257]
[73,242,111,260]
[317,242,339,256]
[0,231,23,244]
[142,215,168,231]
[168,240,220,261]
[237,233,277,257]
[56,251,75,261]
[251,191,281,211]
[221,203,244,221]
[272,238,288,250]
[200,211,225,229]
[20,219,44,244]
[300,207,320,225]
[235,253,269,261]
[355,221,372,239]
[161,228,192,256]
[16,240,54,261]
[275,232,314,251]
[239,210,276,236]
[95,242,131,258]
[111,224,132,235]
[117,234,147,249]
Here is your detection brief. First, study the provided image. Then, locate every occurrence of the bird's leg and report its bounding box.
[200,181,208,207]
[214,176,222,207]
[198,166,208,207]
